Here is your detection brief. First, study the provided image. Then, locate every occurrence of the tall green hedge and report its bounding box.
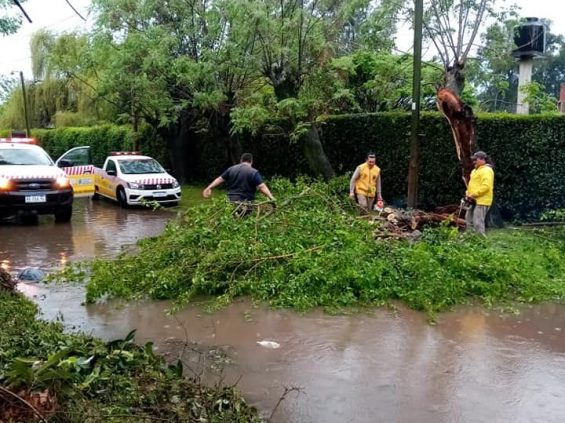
[3,113,563,219]
[318,112,565,219]
[30,126,135,166]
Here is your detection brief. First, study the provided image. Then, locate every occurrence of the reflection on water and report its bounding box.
[0,198,172,274]
[26,283,565,423]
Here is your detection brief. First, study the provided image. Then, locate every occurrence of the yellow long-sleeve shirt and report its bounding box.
[466,164,494,206]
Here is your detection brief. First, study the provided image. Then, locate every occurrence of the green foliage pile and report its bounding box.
[0,292,261,422]
[73,178,565,316]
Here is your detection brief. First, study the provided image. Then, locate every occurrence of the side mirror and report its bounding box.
[57,159,73,168]
[106,169,117,176]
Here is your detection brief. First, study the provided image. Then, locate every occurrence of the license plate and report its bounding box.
[25,195,46,203]
[153,191,167,197]
[77,178,93,185]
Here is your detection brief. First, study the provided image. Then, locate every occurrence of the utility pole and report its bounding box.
[18,71,31,137]
[407,0,423,208]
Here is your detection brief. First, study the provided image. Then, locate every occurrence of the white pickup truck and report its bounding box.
[1,138,73,222]
[56,147,181,207]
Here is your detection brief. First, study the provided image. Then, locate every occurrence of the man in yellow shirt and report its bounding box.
[349,152,382,214]
[465,151,494,235]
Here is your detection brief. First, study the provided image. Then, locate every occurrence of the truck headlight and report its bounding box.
[172,180,179,188]
[56,177,70,188]
[0,177,11,190]
[128,182,143,190]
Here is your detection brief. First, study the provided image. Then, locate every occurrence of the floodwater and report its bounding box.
[0,197,172,274]
[2,198,565,423]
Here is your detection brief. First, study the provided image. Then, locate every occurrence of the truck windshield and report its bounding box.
[0,148,53,165]
[118,159,164,174]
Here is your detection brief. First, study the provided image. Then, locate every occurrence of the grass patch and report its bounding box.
[179,185,207,209]
[61,177,565,316]
[0,292,261,422]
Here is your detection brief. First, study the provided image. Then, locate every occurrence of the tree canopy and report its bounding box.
[0,0,562,176]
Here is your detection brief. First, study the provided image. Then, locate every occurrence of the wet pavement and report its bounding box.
[2,198,565,422]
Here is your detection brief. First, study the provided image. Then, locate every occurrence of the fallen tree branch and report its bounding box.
[0,386,48,423]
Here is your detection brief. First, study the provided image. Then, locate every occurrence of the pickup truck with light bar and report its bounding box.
[0,138,73,222]
[56,148,181,207]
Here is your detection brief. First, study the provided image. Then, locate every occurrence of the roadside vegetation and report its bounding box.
[0,291,261,422]
[179,185,206,209]
[60,177,565,316]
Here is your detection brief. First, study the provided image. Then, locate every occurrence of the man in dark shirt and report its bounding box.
[202,153,275,202]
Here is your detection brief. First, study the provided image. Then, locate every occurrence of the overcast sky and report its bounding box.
[0,0,564,80]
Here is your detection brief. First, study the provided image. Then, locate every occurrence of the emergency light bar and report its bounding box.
[110,151,142,156]
[0,138,37,144]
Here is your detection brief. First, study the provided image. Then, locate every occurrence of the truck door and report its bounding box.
[100,159,119,199]
[55,146,95,196]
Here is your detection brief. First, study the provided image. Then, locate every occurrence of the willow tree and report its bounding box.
[0,0,25,115]
[0,30,112,128]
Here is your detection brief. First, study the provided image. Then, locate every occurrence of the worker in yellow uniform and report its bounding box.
[349,152,382,214]
[465,151,494,235]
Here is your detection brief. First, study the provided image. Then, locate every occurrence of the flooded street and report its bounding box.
[2,198,565,422]
[0,197,172,274]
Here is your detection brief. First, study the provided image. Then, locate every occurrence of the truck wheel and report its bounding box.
[117,187,128,208]
[55,207,73,223]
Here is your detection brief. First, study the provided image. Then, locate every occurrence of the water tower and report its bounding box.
[512,17,546,114]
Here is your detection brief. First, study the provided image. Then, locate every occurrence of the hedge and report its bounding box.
[2,112,564,219]
[30,126,136,166]
[318,112,565,219]
[239,112,564,219]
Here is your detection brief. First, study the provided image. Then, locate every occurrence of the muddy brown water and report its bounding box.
[2,198,565,422]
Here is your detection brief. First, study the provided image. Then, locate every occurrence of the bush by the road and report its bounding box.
[64,177,565,316]
[0,292,261,422]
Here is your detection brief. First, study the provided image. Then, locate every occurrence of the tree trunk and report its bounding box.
[266,64,336,179]
[436,87,476,185]
[301,125,335,180]
[166,110,195,183]
[444,62,466,97]
[217,93,241,166]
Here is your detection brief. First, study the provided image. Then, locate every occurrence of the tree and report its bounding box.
[466,17,519,111]
[88,0,266,180]
[422,0,510,95]
[0,29,113,129]
[231,0,403,179]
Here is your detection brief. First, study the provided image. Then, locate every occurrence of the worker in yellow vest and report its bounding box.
[464,151,495,235]
[349,152,383,214]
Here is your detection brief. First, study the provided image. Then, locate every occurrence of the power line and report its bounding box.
[65,0,87,22]
[12,0,32,23]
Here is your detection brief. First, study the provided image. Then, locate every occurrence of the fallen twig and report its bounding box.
[0,386,48,423]
[268,386,304,422]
